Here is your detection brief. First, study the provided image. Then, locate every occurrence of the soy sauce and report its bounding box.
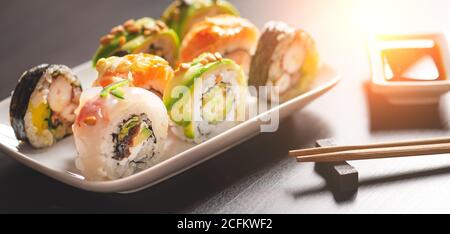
[380,39,446,82]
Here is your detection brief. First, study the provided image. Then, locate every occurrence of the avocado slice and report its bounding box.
[92,17,179,67]
[118,116,140,142]
[162,0,240,39]
[183,122,195,139]
[92,33,140,67]
[133,126,153,146]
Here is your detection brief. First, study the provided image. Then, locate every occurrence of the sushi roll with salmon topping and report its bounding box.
[162,0,239,39]
[93,53,174,96]
[163,52,247,143]
[73,80,168,181]
[179,15,259,75]
[92,17,179,67]
[10,64,82,148]
[249,21,320,102]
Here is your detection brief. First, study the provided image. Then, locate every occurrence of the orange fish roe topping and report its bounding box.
[94,54,174,95]
[180,15,259,65]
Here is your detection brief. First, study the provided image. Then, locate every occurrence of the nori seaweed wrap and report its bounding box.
[249,21,320,102]
[10,64,82,148]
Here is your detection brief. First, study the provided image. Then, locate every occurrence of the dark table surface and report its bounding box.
[2,0,450,213]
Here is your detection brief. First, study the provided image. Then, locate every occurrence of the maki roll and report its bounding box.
[73,81,168,180]
[10,64,82,148]
[93,53,174,96]
[179,15,259,75]
[249,22,320,102]
[163,52,247,143]
[162,0,239,39]
[92,18,179,67]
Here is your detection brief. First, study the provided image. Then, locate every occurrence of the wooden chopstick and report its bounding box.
[289,136,450,157]
[296,142,450,163]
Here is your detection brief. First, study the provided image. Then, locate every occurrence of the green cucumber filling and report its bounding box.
[171,82,234,140]
[100,80,129,99]
[185,82,235,140]
[112,114,155,161]
[164,59,235,111]
[201,83,234,123]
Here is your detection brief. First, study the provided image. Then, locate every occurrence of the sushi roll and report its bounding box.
[92,17,179,67]
[249,21,320,102]
[73,80,168,180]
[161,0,239,39]
[163,52,247,143]
[93,53,174,96]
[10,64,82,148]
[179,15,259,75]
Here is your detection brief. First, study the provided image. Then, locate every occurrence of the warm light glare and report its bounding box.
[352,0,443,35]
[354,0,407,35]
[379,39,436,50]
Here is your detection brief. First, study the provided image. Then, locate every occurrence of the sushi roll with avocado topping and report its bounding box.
[163,52,247,143]
[93,53,174,96]
[73,80,168,181]
[249,21,320,102]
[162,0,239,39]
[179,15,259,75]
[92,18,179,67]
[10,64,82,148]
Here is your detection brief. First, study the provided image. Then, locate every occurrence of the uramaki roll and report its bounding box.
[73,81,168,181]
[92,18,179,67]
[249,21,320,102]
[161,0,239,39]
[179,15,259,75]
[93,53,174,96]
[163,52,247,143]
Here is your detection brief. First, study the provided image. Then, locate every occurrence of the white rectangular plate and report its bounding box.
[0,62,339,193]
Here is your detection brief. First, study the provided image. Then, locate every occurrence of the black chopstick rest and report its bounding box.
[314,139,359,201]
